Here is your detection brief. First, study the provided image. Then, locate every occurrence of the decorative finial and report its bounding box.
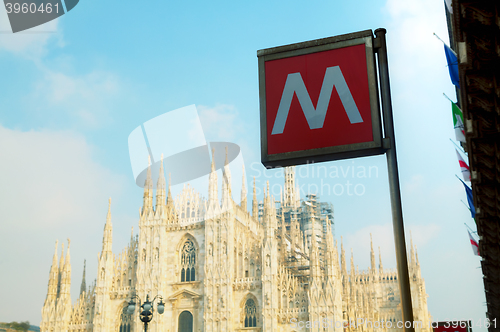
[211,148,216,171]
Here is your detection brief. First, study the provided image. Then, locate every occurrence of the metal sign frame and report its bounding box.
[257,29,416,332]
[258,30,385,168]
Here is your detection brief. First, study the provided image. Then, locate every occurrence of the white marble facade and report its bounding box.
[40,160,432,332]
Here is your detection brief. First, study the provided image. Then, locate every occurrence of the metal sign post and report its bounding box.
[374,28,415,332]
[258,28,415,332]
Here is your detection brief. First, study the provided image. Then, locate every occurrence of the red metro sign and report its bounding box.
[258,30,385,168]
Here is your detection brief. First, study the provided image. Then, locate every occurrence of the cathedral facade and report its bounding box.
[40,159,432,332]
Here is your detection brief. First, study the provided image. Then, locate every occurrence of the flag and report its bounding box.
[459,177,476,218]
[452,101,466,142]
[444,44,460,88]
[468,230,480,256]
[456,149,471,181]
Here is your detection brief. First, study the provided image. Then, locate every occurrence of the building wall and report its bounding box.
[41,164,432,332]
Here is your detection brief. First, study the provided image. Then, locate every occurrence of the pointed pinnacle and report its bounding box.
[52,240,59,265]
[59,242,65,269]
[107,198,112,222]
[65,238,71,263]
[158,154,165,179]
[211,148,216,172]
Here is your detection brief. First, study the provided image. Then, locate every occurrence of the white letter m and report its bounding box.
[271,66,363,135]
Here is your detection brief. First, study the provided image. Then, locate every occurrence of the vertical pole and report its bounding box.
[374,28,415,332]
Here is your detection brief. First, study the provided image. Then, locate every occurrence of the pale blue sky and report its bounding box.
[0,0,487,328]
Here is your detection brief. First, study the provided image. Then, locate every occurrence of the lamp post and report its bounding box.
[127,294,165,332]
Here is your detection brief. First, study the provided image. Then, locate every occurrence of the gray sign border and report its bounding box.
[258,30,386,168]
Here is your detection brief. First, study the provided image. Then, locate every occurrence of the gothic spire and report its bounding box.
[350,249,355,276]
[156,154,166,212]
[252,177,258,219]
[59,241,65,274]
[324,216,335,277]
[221,146,232,209]
[263,181,275,243]
[370,233,376,273]
[51,240,58,274]
[80,260,86,295]
[266,181,270,200]
[310,218,320,279]
[280,208,287,263]
[415,245,420,266]
[166,173,176,219]
[378,246,383,272]
[241,164,247,210]
[142,156,153,214]
[283,166,297,207]
[47,240,59,297]
[65,239,71,268]
[341,236,347,277]
[61,239,71,294]
[102,198,113,255]
[208,149,219,213]
[410,232,415,266]
[57,241,64,295]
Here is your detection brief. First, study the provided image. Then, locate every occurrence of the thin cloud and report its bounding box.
[31,69,121,127]
[0,124,126,324]
[0,6,62,60]
[198,104,241,141]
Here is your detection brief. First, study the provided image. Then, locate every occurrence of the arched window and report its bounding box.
[180,240,196,282]
[119,306,132,332]
[388,288,395,301]
[178,311,193,332]
[244,299,257,327]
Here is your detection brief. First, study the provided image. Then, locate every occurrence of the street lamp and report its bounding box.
[127,294,165,332]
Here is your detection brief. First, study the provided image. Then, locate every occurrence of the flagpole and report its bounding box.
[464,222,477,234]
[461,200,471,211]
[450,138,467,157]
[433,32,457,56]
[443,92,455,104]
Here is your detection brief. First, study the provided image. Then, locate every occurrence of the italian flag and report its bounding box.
[468,230,480,256]
[456,149,471,181]
[452,102,466,142]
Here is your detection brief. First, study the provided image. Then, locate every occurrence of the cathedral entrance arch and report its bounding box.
[118,306,132,332]
[178,310,193,332]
